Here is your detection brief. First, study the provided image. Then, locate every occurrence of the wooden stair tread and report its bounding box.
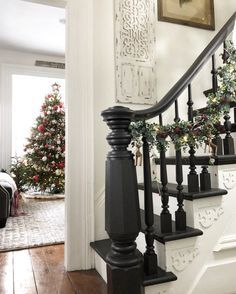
[138,182,227,201]
[90,239,177,286]
[140,209,203,244]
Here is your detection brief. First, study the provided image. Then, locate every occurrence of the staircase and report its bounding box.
[91,12,236,294]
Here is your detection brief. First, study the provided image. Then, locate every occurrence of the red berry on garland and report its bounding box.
[33,175,39,182]
[174,126,181,134]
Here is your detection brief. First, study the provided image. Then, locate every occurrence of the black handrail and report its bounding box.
[133,12,236,121]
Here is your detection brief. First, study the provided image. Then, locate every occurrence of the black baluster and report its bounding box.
[159,114,172,233]
[212,50,223,155]
[222,40,236,154]
[223,108,235,155]
[200,166,211,191]
[101,106,144,294]
[187,84,199,192]
[211,54,218,93]
[142,132,158,275]
[222,41,230,64]
[174,100,186,231]
[212,134,223,155]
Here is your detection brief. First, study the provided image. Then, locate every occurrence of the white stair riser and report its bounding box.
[138,190,178,220]
[94,252,107,283]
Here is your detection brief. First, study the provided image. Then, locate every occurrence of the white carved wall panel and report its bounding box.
[115,0,157,104]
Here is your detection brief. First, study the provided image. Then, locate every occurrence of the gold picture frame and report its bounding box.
[158,0,215,30]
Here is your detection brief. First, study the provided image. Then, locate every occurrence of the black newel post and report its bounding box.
[101,106,144,294]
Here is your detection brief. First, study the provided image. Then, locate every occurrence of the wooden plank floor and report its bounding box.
[0,244,107,294]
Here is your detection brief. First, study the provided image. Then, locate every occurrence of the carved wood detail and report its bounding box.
[115,0,157,104]
[222,170,236,190]
[171,247,199,272]
[198,206,224,229]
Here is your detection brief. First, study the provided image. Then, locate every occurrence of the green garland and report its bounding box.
[130,41,236,154]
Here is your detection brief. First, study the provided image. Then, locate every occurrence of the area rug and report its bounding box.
[22,192,65,199]
[0,198,64,252]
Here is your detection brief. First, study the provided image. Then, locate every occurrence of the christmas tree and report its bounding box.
[12,83,65,194]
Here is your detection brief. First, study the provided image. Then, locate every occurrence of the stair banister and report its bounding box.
[133,12,236,121]
[101,11,235,294]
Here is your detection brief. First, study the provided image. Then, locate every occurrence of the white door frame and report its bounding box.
[1,0,95,270]
[64,0,94,270]
[0,64,65,169]
[27,0,95,270]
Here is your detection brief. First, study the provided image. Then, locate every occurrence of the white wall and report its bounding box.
[93,0,236,240]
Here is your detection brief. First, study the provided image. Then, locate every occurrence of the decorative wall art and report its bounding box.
[158,0,215,30]
[115,0,157,105]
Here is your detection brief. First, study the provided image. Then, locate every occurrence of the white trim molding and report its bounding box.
[21,0,67,8]
[64,0,95,270]
[214,235,236,252]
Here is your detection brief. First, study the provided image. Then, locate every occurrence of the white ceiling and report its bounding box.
[0,0,65,57]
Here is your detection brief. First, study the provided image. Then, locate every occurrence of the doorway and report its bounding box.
[12,74,65,157]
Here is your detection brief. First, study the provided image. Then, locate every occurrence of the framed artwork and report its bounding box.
[158,0,215,30]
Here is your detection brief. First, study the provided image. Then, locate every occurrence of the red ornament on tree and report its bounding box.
[38,124,45,133]
[53,105,58,111]
[33,175,39,182]
[58,162,65,169]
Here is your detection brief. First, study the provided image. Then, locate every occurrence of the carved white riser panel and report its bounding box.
[185,196,224,229]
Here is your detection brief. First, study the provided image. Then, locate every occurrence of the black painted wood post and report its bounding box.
[221,41,235,155]
[223,109,235,155]
[222,41,230,64]
[212,53,223,155]
[159,114,172,234]
[101,106,144,294]
[211,54,218,93]
[142,134,158,275]
[174,100,186,231]
[187,84,199,192]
